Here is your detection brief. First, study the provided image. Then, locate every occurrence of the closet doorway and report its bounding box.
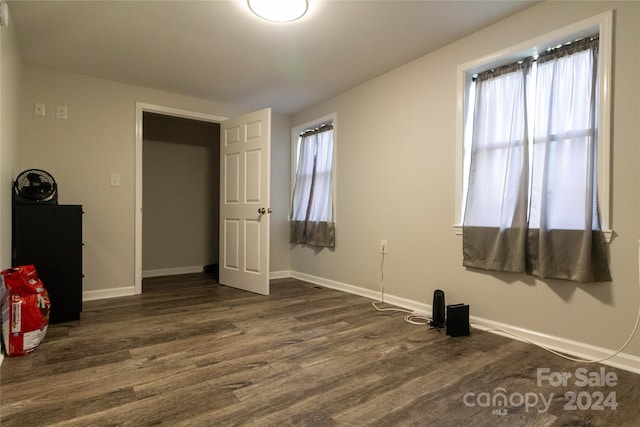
[136,104,226,292]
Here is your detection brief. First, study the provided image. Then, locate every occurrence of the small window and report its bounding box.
[290,113,337,247]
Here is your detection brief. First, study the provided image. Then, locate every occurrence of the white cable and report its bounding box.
[471,242,640,364]
[372,250,429,324]
[373,241,640,361]
[404,313,432,325]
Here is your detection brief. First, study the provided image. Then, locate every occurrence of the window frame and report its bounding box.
[454,11,613,242]
[290,112,338,224]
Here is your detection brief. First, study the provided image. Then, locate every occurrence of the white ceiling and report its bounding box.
[8,0,538,114]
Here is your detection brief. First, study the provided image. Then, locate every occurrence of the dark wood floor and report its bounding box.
[1,274,639,426]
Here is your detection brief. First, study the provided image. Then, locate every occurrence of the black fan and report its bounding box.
[13,169,58,204]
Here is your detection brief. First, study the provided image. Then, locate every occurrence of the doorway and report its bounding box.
[142,112,220,283]
[134,103,228,294]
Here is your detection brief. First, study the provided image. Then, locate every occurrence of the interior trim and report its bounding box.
[134,102,227,295]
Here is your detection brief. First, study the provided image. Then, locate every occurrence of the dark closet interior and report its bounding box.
[141,112,220,284]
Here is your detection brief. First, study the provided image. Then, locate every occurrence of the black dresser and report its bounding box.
[12,204,83,324]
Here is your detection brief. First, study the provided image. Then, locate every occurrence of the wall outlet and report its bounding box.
[380,240,388,254]
[0,3,9,28]
[34,102,45,117]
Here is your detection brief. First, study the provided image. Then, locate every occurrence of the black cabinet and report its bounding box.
[12,204,83,324]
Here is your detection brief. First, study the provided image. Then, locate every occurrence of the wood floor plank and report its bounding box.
[2,273,639,426]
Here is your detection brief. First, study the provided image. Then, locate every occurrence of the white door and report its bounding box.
[219,108,271,295]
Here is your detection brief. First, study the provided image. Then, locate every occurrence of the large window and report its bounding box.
[455,12,613,282]
[290,114,337,247]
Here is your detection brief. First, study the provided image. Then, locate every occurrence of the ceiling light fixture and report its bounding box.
[247,0,309,23]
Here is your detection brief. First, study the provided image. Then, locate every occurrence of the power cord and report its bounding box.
[372,241,640,364]
[471,242,640,364]
[371,250,433,326]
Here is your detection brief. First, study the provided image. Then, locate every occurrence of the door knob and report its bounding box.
[258,208,266,214]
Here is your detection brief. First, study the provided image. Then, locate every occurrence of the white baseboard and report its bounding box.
[270,270,293,280]
[290,270,640,374]
[145,268,291,280]
[82,268,288,302]
[290,271,432,314]
[469,318,640,375]
[83,286,136,302]
[143,266,204,278]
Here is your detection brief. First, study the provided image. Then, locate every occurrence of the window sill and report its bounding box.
[453,225,613,243]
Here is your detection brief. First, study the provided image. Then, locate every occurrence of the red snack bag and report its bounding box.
[1,265,50,356]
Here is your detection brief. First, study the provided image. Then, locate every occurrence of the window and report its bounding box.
[455,11,612,239]
[455,12,613,282]
[290,114,337,247]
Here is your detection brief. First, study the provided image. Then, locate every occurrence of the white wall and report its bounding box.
[18,65,292,296]
[17,66,240,295]
[292,1,640,366]
[0,10,22,270]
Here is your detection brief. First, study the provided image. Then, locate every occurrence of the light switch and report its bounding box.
[110,173,121,187]
[56,105,68,119]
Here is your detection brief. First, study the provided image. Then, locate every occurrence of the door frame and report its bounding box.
[134,102,227,294]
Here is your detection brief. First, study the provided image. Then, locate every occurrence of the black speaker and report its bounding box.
[430,289,445,328]
[446,304,470,337]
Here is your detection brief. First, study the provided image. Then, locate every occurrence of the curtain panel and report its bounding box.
[463,37,611,283]
[290,126,335,247]
[463,60,531,274]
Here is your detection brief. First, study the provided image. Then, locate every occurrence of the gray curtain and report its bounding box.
[290,126,335,247]
[290,220,335,247]
[463,38,611,283]
[463,60,531,274]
